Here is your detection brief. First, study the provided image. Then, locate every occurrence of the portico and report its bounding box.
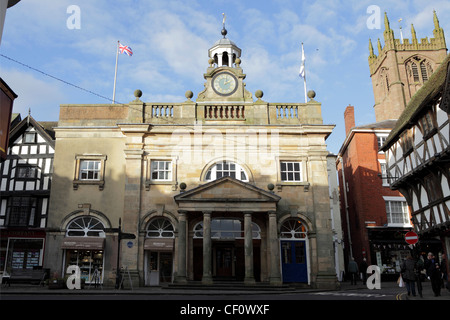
[174,176,282,285]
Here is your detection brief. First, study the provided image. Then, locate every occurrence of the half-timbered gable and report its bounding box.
[0,115,56,274]
[382,54,450,240]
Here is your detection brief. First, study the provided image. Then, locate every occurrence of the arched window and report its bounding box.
[280,219,307,239]
[204,161,249,182]
[146,218,174,238]
[193,218,260,239]
[66,216,105,237]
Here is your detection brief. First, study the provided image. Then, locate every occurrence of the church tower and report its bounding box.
[368,11,447,122]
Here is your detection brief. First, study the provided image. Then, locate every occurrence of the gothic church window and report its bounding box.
[406,56,433,84]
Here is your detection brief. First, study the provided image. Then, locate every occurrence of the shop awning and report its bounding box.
[144,238,174,251]
[61,237,105,250]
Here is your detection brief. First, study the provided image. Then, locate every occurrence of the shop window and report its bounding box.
[66,250,104,284]
[4,239,44,272]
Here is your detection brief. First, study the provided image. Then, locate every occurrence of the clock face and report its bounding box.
[212,72,238,96]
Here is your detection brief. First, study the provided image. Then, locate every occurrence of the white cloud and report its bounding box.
[0,67,65,120]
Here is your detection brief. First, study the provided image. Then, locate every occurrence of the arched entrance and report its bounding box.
[280,219,309,283]
[62,215,106,284]
[144,217,174,286]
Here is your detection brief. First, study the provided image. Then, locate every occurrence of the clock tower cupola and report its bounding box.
[208,14,242,67]
[197,14,252,102]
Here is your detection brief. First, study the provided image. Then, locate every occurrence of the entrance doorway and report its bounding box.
[281,240,308,282]
[215,245,233,277]
[146,251,173,286]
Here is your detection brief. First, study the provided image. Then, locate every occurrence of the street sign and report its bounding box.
[405,231,418,245]
[120,232,136,240]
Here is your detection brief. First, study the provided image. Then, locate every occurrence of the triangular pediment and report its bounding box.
[175,176,280,203]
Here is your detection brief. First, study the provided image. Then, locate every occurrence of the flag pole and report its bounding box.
[112,40,119,104]
[302,43,307,103]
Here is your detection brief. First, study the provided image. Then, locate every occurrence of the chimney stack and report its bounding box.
[344,105,355,136]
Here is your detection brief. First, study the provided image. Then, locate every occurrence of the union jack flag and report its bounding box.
[119,43,133,56]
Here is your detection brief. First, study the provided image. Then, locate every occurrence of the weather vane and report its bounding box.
[221,13,227,38]
[222,13,226,29]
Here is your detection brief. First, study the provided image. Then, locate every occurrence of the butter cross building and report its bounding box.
[45,25,338,289]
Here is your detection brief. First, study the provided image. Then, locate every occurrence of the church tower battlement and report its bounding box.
[368,11,447,122]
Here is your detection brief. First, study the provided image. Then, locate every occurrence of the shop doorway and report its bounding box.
[146,251,173,286]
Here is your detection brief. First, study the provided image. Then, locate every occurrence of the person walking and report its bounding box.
[359,258,368,285]
[426,252,442,297]
[348,257,359,285]
[415,255,425,298]
[401,255,417,297]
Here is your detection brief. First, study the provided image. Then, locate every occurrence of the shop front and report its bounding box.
[1,230,46,275]
[61,215,106,284]
[61,237,105,284]
[144,237,174,286]
[368,227,413,280]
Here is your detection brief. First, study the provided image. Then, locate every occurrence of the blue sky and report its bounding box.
[1,0,449,154]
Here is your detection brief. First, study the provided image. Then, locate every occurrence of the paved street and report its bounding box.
[2,279,449,301]
[1,280,448,319]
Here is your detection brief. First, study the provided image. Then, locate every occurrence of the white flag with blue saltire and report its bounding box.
[299,43,306,79]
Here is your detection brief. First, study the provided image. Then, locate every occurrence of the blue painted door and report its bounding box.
[281,240,308,283]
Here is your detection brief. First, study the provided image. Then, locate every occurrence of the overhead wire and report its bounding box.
[0,53,328,157]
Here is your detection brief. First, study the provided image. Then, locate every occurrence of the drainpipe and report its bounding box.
[338,155,353,259]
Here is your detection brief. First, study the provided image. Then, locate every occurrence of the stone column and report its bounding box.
[268,211,282,286]
[202,211,213,284]
[175,211,187,283]
[244,212,255,284]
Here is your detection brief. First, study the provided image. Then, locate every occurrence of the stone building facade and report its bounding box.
[44,28,338,289]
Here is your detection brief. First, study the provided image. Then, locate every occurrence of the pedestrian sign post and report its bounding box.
[405,231,418,245]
